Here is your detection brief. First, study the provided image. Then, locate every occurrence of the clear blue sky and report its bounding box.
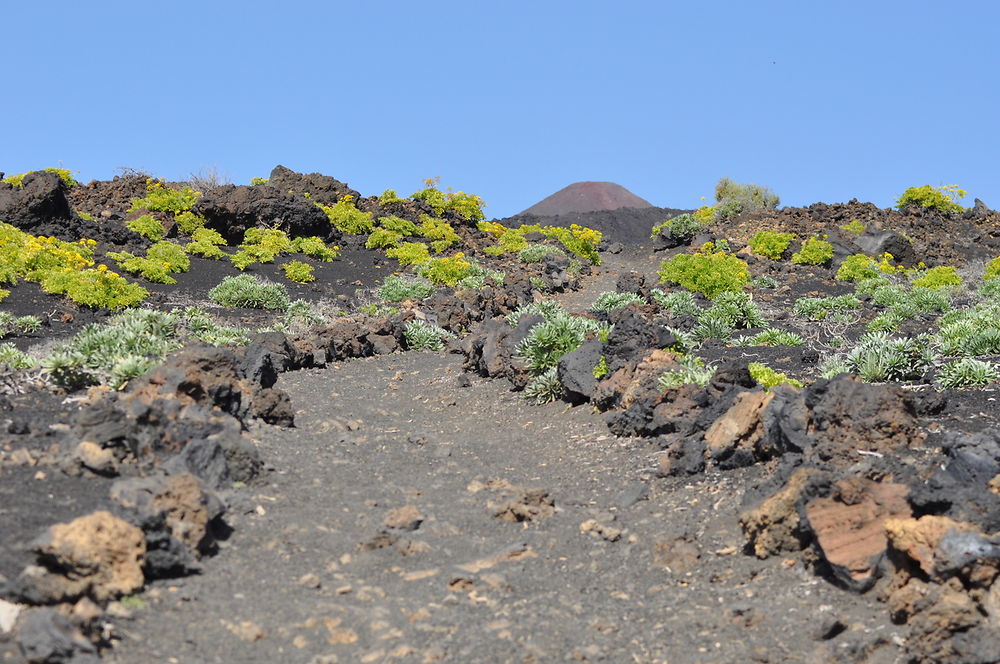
[5,1,998,218]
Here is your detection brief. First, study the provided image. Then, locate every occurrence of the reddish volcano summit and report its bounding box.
[519,181,653,216]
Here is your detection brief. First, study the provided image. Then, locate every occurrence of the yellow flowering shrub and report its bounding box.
[128,180,200,213]
[386,242,431,266]
[39,265,148,310]
[107,242,190,284]
[419,214,460,252]
[320,195,374,234]
[417,253,474,286]
[2,168,79,188]
[282,260,316,283]
[479,222,602,264]
[126,214,166,241]
[186,228,227,259]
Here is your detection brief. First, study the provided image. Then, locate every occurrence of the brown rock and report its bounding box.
[704,391,775,462]
[884,515,974,577]
[110,473,218,553]
[804,477,911,591]
[492,489,555,522]
[74,441,118,476]
[30,511,145,602]
[651,536,700,572]
[740,468,826,559]
[382,505,424,531]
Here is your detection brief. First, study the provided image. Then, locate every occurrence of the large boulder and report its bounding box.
[193,184,333,244]
[0,171,72,231]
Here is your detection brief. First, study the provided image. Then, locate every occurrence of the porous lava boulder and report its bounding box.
[0,171,72,230]
[266,165,359,206]
[193,183,333,244]
[11,511,145,605]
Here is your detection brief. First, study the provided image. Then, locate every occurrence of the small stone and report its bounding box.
[299,573,321,589]
[222,619,266,642]
[382,505,424,531]
[0,598,22,633]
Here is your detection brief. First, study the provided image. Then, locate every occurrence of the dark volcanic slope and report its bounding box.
[519,182,653,216]
[507,206,689,246]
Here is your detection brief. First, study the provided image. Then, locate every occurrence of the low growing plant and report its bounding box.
[403,319,451,351]
[378,275,435,302]
[749,230,794,259]
[108,241,190,284]
[282,260,315,283]
[657,247,749,299]
[896,184,965,214]
[912,265,962,290]
[592,291,643,313]
[748,362,802,389]
[936,358,1000,389]
[791,236,834,266]
[321,195,374,234]
[129,180,199,213]
[125,215,165,242]
[186,227,228,259]
[209,274,290,310]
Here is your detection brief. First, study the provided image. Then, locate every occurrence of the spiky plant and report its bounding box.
[403,320,451,351]
[209,274,290,310]
[378,275,435,303]
[523,367,564,404]
[844,332,937,382]
[658,355,716,389]
[936,358,1000,389]
[515,312,601,373]
[505,300,566,327]
[592,291,643,313]
[650,289,700,317]
[748,328,805,347]
[0,343,35,369]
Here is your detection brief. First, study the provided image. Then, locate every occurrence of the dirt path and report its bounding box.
[105,347,900,664]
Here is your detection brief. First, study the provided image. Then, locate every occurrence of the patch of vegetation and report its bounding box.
[836,254,881,282]
[911,265,961,290]
[181,307,251,346]
[517,244,566,263]
[415,253,474,286]
[896,184,966,213]
[523,367,564,404]
[230,228,294,269]
[249,177,269,186]
[650,289,700,317]
[403,319,451,351]
[740,328,805,347]
[209,274,290,310]
[377,189,405,205]
[839,331,937,382]
[419,214,461,252]
[186,227,228,259]
[791,236,834,266]
[984,257,1000,282]
[592,291,643,313]
[937,303,1000,356]
[713,177,780,223]
[386,241,431,267]
[748,362,802,389]
[841,219,866,236]
[2,168,79,189]
[320,195,374,234]
[658,245,750,299]
[0,342,35,369]
[108,241,191,284]
[378,275,435,303]
[173,211,206,234]
[593,356,610,380]
[0,313,42,337]
[650,213,702,241]
[479,221,602,265]
[40,266,149,310]
[515,304,603,373]
[410,177,486,222]
[936,358,1000,389]
[659,355,716,389]
[749,230,794,259]
[282,260,315,283]
[126,214,165,242]
[129,180,199,213]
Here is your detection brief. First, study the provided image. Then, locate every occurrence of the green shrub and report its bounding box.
[651,213,702,241]
[108,241,190,284]
[418,214,460,252]
[403,319,452,351]
[749,230,794,259]
[515,306,602,373]
[173,211,206,234]
[836,254,880,282]
[593,356,610,380]
[128,180,199,213]
[126,214,165,241]
[896,185,965,213]
[249,177,269,186]
[936,303,1000,356]
[592,291,643,313]
[378,275,435,302]
[518,244,566,263]
[377,189,405,205]
[657,247,749,299]
[522,367,564,404]
[713,177,780,222]
[912,265,962,290]
[186,227,227,259]
[76,211,94,222]
[791,236,834,266]
[984,257,1000,282]
[748,362,802,389]
[40,266,148,310]
[841,219,866,236]
[936,358,1000,389]
[291,236,339,261]
[410,178,486,222]
[320,196,374,234]
[0,342,35,369]
[650,289,700,317]
[659,355,715,388]
[386,242,430,267]
[282,260,315,283]
[229,228,294,269]
[843,331,937,382]
[742,328,805,347]
[209,274,290,310]
[415,254,474,286]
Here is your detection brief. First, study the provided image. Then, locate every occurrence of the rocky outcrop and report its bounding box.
[193,184,333,244]
[265,165,359,206]
[0,171,72,231]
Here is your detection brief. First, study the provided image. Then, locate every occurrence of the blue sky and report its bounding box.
[5,1,997,218]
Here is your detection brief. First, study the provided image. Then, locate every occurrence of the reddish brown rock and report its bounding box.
[704,391,775,464]
[740,468,826,559]
[28,511,145,603]
[804,477,911,591]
